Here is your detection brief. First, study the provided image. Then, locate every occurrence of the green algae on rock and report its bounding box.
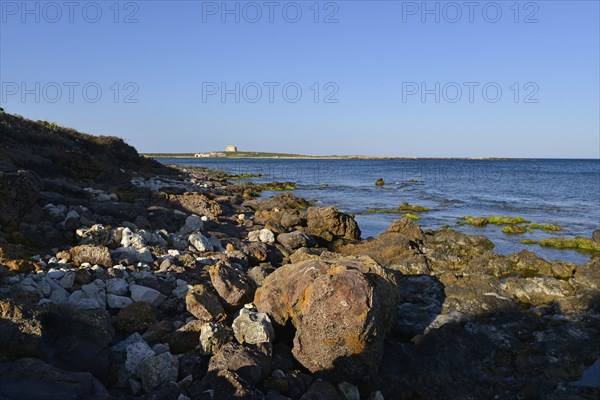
[528,224,563,232]
[520,237,600,253]
[397,202,430,212]
[402,213,421,220]
[367,202,430,214]
[460,216,530,226]
[234,181,297,199]
[375,178,385,186]
[501,225,527,235]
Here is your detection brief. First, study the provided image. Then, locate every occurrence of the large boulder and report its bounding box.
[254,253,397,381]
[305,207,361,244]
[337,218,428,274]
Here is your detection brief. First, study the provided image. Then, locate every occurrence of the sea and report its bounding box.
[159,158,600,265]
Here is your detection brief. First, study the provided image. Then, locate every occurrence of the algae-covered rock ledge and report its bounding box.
[1,114,599,399]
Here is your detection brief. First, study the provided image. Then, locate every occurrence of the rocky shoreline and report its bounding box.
[1,113,599,400]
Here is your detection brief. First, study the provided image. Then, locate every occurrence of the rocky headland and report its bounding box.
[1,112,599,400]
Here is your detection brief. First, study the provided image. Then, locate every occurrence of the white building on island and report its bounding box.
[194,145,237,158]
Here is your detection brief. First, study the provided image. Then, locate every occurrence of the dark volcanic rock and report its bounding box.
[0,169,41,230]
[0,296,44,358]
[299,379,342,400]
[0,358,111,400]
[207,342,271,386]
[115,301,158,333]
[40,304,115,380]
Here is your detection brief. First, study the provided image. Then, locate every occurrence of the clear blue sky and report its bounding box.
[1,0,598,158]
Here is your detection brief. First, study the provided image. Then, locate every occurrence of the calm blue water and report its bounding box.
[160,158,600,265]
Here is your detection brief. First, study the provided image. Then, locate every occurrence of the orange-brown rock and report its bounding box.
[3,259,39,273]
[185,284,227,323]
[254,252,397,381]
[209,261,254,308]
[171,192,222,220]
[305,207,361,244]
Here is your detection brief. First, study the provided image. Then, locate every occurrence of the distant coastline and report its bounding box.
[142,151,519,161]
